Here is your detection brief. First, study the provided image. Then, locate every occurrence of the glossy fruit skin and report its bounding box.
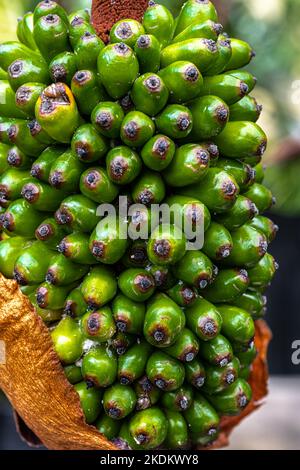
[164,410,189,449]
[146,351,185,392]
[131,73,168,117]
[118,268,155,303]
[30,146,63,182]
[134,34,160,74]
[49,52,77,85]
[206,34,232,75]
[106,146,142,185]
[0,236,31,278]
[81,307,116,343]
[230,95,262,122]
[248,215,278,243]
[91,101,124,139]
[203,357,240,394]
[64,364,83,385]
[71,124,108,164]
[64,287,88,318]
[143,293,185,348]
[161,384,193,412]
[185,297,222,342]
[81,346,117,388]
[233,290,266,320]
[7,146,34,170]
[118,340,152,385]
[199,334,233,367]
[159,61,203,104]
[208,378,252,416]
[2,120,47,157]
[166,281,197,308]
[29,292,62,323]
[243,183,274,214]
[202,221,233,261]
[247,253,277,289]
[58,232,96,265]
[46,254,88,286]
[185,359,206,389]
[0,41,41,71]
[155,104,193,139]
[81,266,117,309]
[0,168,31,205]
[222,225,268,268]
[80,167,119,204]
[224,38,255,71]
[120,110,155,148]
[164,328,199,363]
[142,3,174,48]
[13,240,54,285]
[131,170,165,206]
[98,43,139,99]
[112,294,145,334]
[141,134,175,172]
[174,251,215,290]
[8,58,49,92]
[165,195,211,234]
[21,180,66,212]
[175,0,218,36]
[75,32,104,70]
[173,19,222,43]
[69,17,95,49]
[35,83,80,143]
[89,217,128,265]
[51,316,83,364]
[147,224,186,266]
[0,81,26,118]
[216,158,255,191]
[181,167,239,214]
[33,1,69,27]
[17,13,38,51]
[110,19,145,48]
[71,70,107,117]
[1,198,44,237]
[95,414,121,440]
[33,14,70,63]
[200,74,248,105]
[234,341,257,367]
[203,268,250,304]
[218,305,255,345]
[55,195,98,233]
[74,381,102,424]
[36,281,73,310]
[214,122,267,160]
[163,143,210,188]
[14,82,45,118]
[184,392,220,445]
[0,143,9,175]
[187,95,229,141]
[103,384,136,420]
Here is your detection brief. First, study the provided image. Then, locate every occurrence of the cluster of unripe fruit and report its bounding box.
[0,0,277,450]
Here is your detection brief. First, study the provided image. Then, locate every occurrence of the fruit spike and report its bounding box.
[0,0,275,451]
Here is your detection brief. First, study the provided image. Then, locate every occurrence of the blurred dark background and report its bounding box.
[0,0,299,450]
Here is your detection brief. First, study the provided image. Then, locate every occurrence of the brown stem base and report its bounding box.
[91,0,149,42]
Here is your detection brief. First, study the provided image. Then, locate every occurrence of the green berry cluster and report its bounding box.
[0,0,278,450]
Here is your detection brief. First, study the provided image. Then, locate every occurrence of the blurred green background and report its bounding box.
[1,0,300,215]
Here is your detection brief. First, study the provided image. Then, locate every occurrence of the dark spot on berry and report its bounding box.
[216,105,229,122]
[145,75,161,91]
[91,241,106,259]
[87,313,100,334]
[185,66,199,82]
[137,35,150,48]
